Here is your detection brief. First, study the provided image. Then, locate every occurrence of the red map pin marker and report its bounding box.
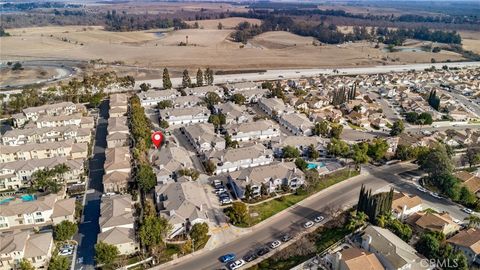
[151,131,164,149]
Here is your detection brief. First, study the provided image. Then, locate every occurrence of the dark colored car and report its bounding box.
[256,246,270,256]
[243,252,257,262]
[281,234,293,242]
[219,253,236,263]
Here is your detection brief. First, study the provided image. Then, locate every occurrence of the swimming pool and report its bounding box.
[307,162,326,170]
[0,194,36,204]
[21,194,36,201]
[307,163,318,169]
[0,197,14,204]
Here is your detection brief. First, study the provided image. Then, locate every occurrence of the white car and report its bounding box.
[62,244,75,250]
[59,249,73,256]
[228,259,245,270]
[429,192,441,199]
[314,216,325,223]
[416,185,427,192]
[269,240,282,249]
[303,221,314,228]
[462,208,474,214]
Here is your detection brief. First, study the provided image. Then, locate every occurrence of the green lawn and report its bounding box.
[347,122,365,130]
[248,169,359,226]
[315,227,351,251]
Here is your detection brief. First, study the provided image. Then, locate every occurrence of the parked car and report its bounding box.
[215,187,227,194]
[429,192,441,199]
[59,249,73,256]
[269,240,282,249]
[243,252,257,262]
[314,216,325,223]
[61,244,75,250]
[219,253,236,263]
[416,185,427,192]
[281,234,292,242]
[228,259,245,270]
[213,180,222,189]
[303,221,314,228]
[256,246,270,256]
[221,198,232,205]
[462,208,474,214]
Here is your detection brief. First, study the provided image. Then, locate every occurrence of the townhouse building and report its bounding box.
[152,145,193,184]
[0,231,54,270]
[225,119,280,142]
[104,147,131,175]
[1,126,91,146]
[184,85,224,97]
[258,97,294,117]
[172,95,202,108]
[207,144,274,174]
[0,194,75,231]
[159,107,210,126]
[13,102,85,127]
[33,113,94,129]
[278,113,314,136]
[137,89,179,106]
[181,123,225,154]
[0,157,85,191]
[228,162,304,199]
[155,181,209,238]
[214,103,251,124]
[0,140,88,163]
[98,195,138,255]
[270,136,327,157]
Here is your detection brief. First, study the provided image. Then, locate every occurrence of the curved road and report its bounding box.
[0,60,81,90]
[154,162,468,270]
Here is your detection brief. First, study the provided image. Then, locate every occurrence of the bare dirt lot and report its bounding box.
[0,23,467,72]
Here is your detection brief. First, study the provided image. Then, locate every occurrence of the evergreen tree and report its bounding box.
[162,68,172,89]
[204,68,214,85]
[357,185,394,222]
[196,69,204,86]
[182,69,192,88]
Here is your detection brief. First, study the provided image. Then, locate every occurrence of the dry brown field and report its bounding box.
[0,66,58,86]
[459,31,480,54]
[0,22,467,72]
[186,17,261,29]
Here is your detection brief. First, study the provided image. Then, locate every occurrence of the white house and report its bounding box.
[207,144,274,174]
[159,107,210,126]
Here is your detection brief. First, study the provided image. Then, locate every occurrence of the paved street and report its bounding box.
[73,100,108,270]
[137,62,480,89]
[155,162,467,270]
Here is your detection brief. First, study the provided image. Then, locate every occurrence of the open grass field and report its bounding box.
[0,23,468,72]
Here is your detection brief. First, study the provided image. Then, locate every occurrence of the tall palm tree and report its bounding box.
[465,215,480,228]
[347,211,369,231]
[376,215,388,228]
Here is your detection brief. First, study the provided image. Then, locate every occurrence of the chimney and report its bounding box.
[245,176,249,183]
